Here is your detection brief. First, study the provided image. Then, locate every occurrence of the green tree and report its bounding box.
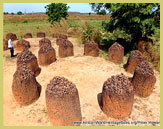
[90,3,160,44]
[97,9,106,15]
[45,3,69,24]
[17,11,23,15]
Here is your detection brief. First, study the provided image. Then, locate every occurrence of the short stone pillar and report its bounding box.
[24,33,32,38]
[15,39,30,51]
[101,73,134,119]
[108,42,124,63]
[17,49,41,77]
[37,32,45,38]
[132,61,156,97]
[45,76,82,126]
[39,38,52,48]
[84,41,99,57]
[124,50,144,74]
[38,44,56,66]
[58,40,74,58]
[12,64,41,105]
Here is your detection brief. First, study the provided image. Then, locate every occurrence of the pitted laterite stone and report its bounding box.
[12,64,41,105]
[38,44,56,66]
[24,33,32,39]
[58,40,74,58]
[3,39,8,51]
[17,49,41,77]
[56,38,66,45]
[132,61,156,97]
[37,32,46,38]
[15,39,30,51]
[137,38,153,53]
[52,33,59,38]
[6,33,17,41]
[58,34,68,39]
[55,33,68,45]
[39,38,52,48]
[101,73,134,119]
[84,41,99,57]
[108,42,124,63]
[124,50,144,74]
[45,76,82,126]
[52,33,67,39]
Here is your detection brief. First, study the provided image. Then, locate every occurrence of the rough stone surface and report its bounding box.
[24,33,32,39]
[15,39,30,51]
[58,40,74,58]
[46,76,82,126]
[12,64,41,105]
[137,38,153,53]
[132,61,156,97]
[108,42,124,63]
[17,49,41,77]
[84,41,99,57]
[52,33,60,38]
[53,33,67,39]
[58,34,68,39]
[38,44,56,66]
[124,50,144,74]
[56,38,66,46]
[3,39,8,51]
[101,73,134,119]
[6,33,17,41]
[37,32,45,38]
[39,38,52,48]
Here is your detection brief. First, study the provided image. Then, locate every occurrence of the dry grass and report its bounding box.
[4,14,110,22]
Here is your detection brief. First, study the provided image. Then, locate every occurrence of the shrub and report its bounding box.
[17,11,23,15]
[23,20,28,23]
[79,21,103,45]
[52,18,69,34]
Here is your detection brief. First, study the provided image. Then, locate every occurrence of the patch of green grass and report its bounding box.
[67,20,107,29]
[3,20,106,39]
[67,20,81,28]
[42,108,47,114]
[4,20,53,38]
[99,50,108,60]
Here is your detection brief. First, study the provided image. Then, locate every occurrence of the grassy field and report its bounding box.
[3,14,160,72]
[4,14,109,38]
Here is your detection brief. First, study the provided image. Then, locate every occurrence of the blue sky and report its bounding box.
[3,3,94,13]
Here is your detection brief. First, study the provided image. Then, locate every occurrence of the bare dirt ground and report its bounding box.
[3,37,160,126]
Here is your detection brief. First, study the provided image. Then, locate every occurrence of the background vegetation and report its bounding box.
[3,3,160,71]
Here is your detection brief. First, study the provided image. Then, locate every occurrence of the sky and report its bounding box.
[3,3,94,13]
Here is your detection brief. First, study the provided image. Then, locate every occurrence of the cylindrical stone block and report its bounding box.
[52,33,59,38]
[15,39,30,51]
[6,33,18,41]
[58,40,74,58]
[58,34,68,39]
[101,73,134,119]
[108,42,124,63]
[3,39,8,51]
[17,49,41,77]
[132,61,156,97]
[84,41,99,57]
[24,33,32,39]
[37,32,46,38]
[39,38,52,48]
[124,50,144,74]
[38,44,56,66]
[56,38,65,45]
[45,76,82,126]
[12,64,41,105]
[137,38,153,53]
